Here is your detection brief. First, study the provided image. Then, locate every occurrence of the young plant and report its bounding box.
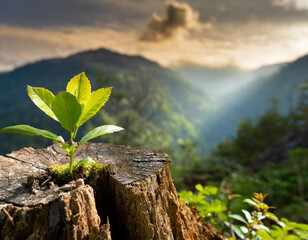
[179,184,228,225]
[180,185,308,240]
[0,72,123,175]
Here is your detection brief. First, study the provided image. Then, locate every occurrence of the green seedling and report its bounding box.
[0,72,123,175]
[180,186,308,239]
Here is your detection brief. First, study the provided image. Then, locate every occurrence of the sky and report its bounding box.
[1,0,308,72]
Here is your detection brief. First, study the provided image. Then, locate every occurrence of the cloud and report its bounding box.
[0,24,140,71]
[140,1,204,42]
[273,0,308,10]
[0,0,160,29]
[1,19,308,73]
[1,1,308,72]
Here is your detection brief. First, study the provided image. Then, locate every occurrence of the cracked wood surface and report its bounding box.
[0,143,224,240]
[0,143,168,206]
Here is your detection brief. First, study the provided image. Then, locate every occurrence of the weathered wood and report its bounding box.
[0,143,224,240]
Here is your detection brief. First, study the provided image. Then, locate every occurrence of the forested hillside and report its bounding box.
[0,49,208,163]
[199,55,308,149]
[172,56,308,224]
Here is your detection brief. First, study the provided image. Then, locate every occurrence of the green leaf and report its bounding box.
[203,186,218,195]
[179,190,193,202]
[80,125,123,145]
[242,210,252,223]
[56,142,71,155]
[232,225,245,240]
[27,86,58,121]
[230,194,241,199]
[202,199,227,213]
[77,87,112,127]
[240,226,249,234]
[52,92,82,132]
[0,125,64,142]
[282,236,301,240]
[243,198,257,206]
[224,222,245,240]
[278,221,286,228]
[66,72,91,105]
[256,224,270,232]
[229,214,248,225]
[76,156,95,167]
[265,212,279,222]
[257,229,273,240]
[195,184,203,192]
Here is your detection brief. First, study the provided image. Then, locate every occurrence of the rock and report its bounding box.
[0,143,224,240]
[252,127,308,171]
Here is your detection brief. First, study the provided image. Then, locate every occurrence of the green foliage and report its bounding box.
[292,79,308,127]
[0,72,123,175]
[170,140,206,189]
[66,72,91,104]
[27,86,58,121]
[269,218,308,240]
[254,148,308,223]
[52,91,82,132]
[80,125,122,144]
[0,52,207,170]
[221,148,308,224]
[91,70,203,167]
[179,185,308,240]
[77,87,112,127]
[234,193,308,240]
[208,107,290,173]
[179,184,228,223]
[197,105,308,223]
[0,125,64,142]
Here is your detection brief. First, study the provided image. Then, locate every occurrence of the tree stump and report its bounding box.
[0,143,224,240]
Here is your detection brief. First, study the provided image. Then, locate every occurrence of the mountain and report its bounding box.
[201,55,308,149]
[172,62,287,99]
[225,55,308,118]
[1,48,306,158]
[173,61,289,150]
[0,49,208,158]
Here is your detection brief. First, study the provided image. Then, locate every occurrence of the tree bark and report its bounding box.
[0,143,224,240]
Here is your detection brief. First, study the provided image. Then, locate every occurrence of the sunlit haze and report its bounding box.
[1,0,308,72]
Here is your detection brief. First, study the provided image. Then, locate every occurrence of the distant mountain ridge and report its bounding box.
[0,48,208,156]
[200,54,308,149]
[1,48,307,156]
[173,62,288,98]
[229,54,308,115]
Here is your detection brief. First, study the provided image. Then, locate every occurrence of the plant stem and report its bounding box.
[227,193,236,238]
[69,131,75,176]
[69,151,74,175]
[70,132,74,145]
[73,126,79,139]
